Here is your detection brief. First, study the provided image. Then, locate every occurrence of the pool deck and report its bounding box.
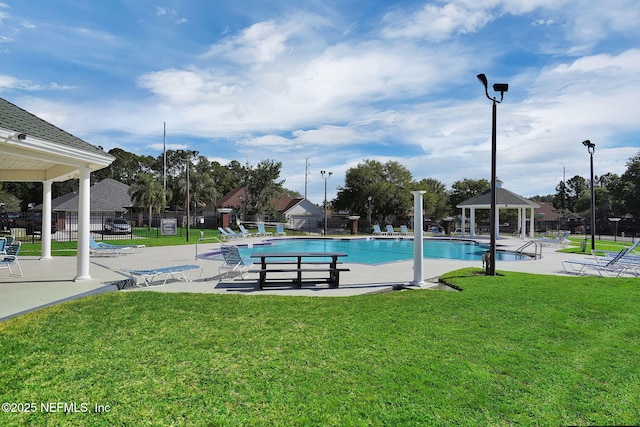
[0,235,613,321]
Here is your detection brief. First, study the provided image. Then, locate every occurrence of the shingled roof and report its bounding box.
[33,179,133,212]
[0,97,105,156]
[0,97,113,183]
[457,187,540,209]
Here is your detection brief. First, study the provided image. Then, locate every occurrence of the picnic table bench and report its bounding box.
[250,252,349,289]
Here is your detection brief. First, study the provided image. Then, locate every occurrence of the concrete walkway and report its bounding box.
[0,236,590,321]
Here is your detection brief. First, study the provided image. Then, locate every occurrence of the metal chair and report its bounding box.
[0,241,22,277]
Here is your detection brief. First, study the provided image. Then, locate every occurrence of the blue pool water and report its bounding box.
[237,238,527,265]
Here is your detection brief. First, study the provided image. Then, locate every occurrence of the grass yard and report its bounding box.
[1,268,639,426]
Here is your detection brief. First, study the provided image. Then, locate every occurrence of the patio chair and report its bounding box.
[372,224,386,235]
[562,247,631,277]
[431,226,445,236]
[275,224,287,236]
[225,227,245,239]
[400,225,409,235]
[592,241,640,276]
[539,231,571,247]
[238,224,255,237]
[0,237,6,254]
[123,264,202,286]
[218,227,237,240]
[591,240,640,258]
[386,225,400,235]
[89,236,135,256]
[219,245,252,279]
[256,223,273,237]
[0,240,22,277]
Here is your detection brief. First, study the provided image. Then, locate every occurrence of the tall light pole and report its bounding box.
[177,149,199,242]
[582,140,596,251]
[367,196,372,228]
[477,73,508,276]
[321,170,332,235]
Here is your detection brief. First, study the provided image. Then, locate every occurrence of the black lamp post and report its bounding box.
[477,73,508,276]
[321,170,333,235]
[582,140,596,251]
[177,149,199,242]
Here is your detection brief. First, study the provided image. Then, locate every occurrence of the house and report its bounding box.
[215,187,323,230]
[35,179,133,232]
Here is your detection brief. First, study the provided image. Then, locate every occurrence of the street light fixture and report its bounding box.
[581,140,596,251]
[321,170,333,235]
[176,149,199,242]
[477,73,508,276]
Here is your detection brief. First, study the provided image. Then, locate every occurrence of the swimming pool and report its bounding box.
[234,238,527,265]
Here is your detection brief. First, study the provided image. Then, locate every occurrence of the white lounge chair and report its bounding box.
[90,237,136,256]
[238,224,255,237]
[219,245,252,279]
[372,224,386,235]
[431,226,445,236]
[0,240,22,277]
[218,227,237,240]
[562,248,632,277]
[275,224,287,236]
[256,223,273,237]
[225,227,245,239]
[123,264,202,286]
[386,225,400,235]
[539,231,571,247]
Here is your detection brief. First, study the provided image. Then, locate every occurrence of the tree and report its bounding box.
[620,152,640,217]
[565,175,588,212]
[245,159,285,217]
[413,178,450,220]
[190,156,219,209]
[448,178,490,211]
[128,173,166,230]
[333,160,413,222]
[101,148,155,185]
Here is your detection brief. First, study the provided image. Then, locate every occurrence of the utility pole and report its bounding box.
[304,158,310,199]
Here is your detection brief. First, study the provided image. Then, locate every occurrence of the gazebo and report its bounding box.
[0,97,114,280]
[456,181,539,240]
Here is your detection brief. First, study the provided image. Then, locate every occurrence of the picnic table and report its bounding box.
[250,252,349,289]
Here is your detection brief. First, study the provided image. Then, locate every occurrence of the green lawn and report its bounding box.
[1,268,639,426]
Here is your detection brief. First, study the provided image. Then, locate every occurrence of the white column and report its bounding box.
[410,191,426,286]
[520,208,526,239]
[75,168,92,281]
[470,208,476,238]
[460,207,466,237]
[529,207,535,238]
[40,180,53,259]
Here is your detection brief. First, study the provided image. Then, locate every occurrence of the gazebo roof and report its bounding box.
[457,187,540,209]
[0,97,113,182]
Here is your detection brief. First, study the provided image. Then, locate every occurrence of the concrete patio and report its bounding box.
[0,236,590,321]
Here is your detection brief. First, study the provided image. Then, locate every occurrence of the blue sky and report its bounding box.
[1,0,639,205]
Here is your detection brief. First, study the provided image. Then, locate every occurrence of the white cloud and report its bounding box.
[156,7,176,16]
[382,2,495,40]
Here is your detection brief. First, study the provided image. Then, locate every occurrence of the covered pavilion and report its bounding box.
[0,97,114,280]
[456,181,540,240]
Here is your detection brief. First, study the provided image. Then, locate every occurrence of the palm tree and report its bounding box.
[129,173,166,230]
